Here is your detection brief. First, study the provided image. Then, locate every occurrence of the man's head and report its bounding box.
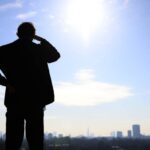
[17,22,35,40]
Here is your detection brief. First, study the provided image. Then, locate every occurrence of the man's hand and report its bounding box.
[34,35,45,42]
[34,35,50,45]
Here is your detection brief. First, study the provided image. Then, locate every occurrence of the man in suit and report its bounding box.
[0,22,60,150]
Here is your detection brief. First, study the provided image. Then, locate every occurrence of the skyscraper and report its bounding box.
[127,130,132,138]
[132,124,141,138]
[116,131,123,138]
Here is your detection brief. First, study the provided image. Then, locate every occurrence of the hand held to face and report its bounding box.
[34,35,44,42]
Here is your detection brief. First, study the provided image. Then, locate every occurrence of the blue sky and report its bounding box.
[0,0,150,136]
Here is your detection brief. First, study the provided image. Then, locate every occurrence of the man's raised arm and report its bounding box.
[34,35,60,63]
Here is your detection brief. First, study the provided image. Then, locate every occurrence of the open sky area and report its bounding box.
[0,0,150,137]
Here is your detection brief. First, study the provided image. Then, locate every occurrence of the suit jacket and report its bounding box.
[0,39,60,108]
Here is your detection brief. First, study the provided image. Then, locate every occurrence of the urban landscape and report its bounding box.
[0,124,150,150]
[111,124,150,139]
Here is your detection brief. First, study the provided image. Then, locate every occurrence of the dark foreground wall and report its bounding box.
[0,137,150,150]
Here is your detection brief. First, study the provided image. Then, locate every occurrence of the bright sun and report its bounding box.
[66,0,106,41]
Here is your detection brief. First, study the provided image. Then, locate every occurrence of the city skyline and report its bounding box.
[0,123,149,139]
[0,0,150,136]
[0,123,149,138]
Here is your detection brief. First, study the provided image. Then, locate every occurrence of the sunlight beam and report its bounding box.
[66,0,106,41]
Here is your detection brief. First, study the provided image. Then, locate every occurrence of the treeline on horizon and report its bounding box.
[0,137,150,150]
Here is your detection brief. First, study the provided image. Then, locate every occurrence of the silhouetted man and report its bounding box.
[0,22,60,150]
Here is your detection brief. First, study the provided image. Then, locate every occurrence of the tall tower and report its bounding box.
[132,124,141,138]
[86,128,90,138]
[116,131,123,138]
[127,130,132,138]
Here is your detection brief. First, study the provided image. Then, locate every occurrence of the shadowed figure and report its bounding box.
[0,22,60,150]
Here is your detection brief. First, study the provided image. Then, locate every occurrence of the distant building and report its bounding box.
[53,131,57,137]
[142,135,150,139]
[58,134,63,138]
[116,131,123,138]
[110,131,116,137]
[48,133,53,139]
[132,124,141,138]
[127,130,132,138]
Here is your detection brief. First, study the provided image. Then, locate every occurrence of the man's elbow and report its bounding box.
[56,52,61,60]
[54,52,61,62]
[48,52,61,63]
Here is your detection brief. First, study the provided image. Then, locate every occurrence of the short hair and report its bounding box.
[17,22,35,38]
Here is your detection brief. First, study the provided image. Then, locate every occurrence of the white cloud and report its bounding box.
[75,69,95,81]
[16,11,37,20]
[0,0,22,11]
[55,69,133,106]
[0,69,133,107]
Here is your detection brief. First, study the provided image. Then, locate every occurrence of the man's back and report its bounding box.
[0,39,60,107]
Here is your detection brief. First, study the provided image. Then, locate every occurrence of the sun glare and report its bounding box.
[66,0,106,41]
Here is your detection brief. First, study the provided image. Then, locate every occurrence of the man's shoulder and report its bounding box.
[0,40,17,50]
[0,40,40,51]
